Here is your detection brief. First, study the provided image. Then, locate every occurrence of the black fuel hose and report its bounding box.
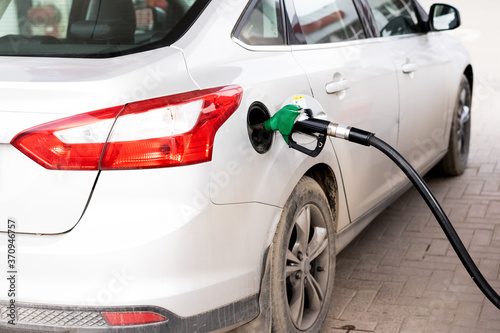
[348,129,500,310]
[269,109,500,308]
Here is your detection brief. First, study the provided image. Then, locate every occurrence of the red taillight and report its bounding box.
[10,106,124,170]
[101,311,167,326]
[11,86,243,170]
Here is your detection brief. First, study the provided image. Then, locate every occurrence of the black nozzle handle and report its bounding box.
[288,133,327,157]
[288,117,331,157]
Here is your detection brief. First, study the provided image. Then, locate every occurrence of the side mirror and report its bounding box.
[429,4,461,31]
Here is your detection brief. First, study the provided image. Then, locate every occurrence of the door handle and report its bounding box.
[326,79,350,94]
[402,63,417,74]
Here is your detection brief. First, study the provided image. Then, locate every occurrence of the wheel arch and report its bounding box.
[304,163,339,226]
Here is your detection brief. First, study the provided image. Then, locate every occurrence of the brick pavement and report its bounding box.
[321,67,500,332]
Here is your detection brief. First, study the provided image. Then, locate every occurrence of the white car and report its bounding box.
[0,0,471,332]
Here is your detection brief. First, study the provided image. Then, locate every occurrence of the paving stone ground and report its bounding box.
[322,1,500,330]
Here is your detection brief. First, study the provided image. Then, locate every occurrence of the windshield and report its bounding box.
[0,0,207,57]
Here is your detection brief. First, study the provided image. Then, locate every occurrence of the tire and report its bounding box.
[436,75,472,176]
[271,176,336,333]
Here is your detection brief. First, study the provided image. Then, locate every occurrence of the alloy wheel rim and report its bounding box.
[285,204,330,330]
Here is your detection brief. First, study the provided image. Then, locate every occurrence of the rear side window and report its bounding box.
[365,0,421,36]
[0,0,207,57]
[290,0,366,44]
[234,0,284,46]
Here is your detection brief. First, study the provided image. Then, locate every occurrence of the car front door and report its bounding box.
[287,0,401,226]
[365,0,450,185]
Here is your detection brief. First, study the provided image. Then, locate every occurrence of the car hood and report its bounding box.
[0,47,198,234]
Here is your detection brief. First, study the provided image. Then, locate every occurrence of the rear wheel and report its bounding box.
[271,176,335,333]
[436,75,472,176]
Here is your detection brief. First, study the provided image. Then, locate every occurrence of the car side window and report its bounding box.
[290,0,366,45]
[234,0,284,45]
[365,0,422,37]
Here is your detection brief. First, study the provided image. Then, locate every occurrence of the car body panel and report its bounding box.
[388,33,449,172]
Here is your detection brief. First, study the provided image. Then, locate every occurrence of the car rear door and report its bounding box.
[365,0,449,181]
[286,0,401,226]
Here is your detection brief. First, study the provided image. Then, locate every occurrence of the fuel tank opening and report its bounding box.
[247,102,273,154]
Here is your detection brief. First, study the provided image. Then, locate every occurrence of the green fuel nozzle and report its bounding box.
[262,104,374,157]
[262,104,302,144]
